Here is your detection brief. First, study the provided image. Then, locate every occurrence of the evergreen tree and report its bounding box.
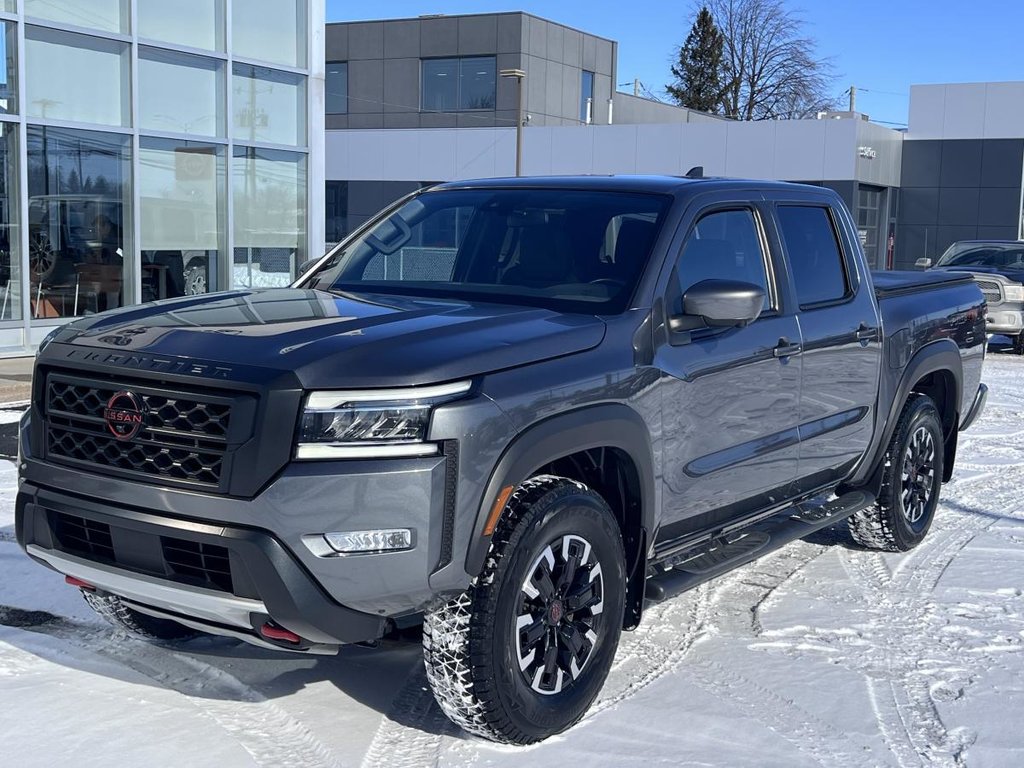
[666,7,725,113]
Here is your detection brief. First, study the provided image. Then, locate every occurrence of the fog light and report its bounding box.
[323,529,413,554]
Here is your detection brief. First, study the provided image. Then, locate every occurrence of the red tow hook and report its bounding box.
[65,575,96,591]
[259,622,302,645]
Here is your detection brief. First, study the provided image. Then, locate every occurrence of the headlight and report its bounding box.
[1003,284,1024,302]
[295,380,472,459]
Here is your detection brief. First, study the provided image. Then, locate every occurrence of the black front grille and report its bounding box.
[53,513,116,563]
[49,510,236,594]
[44,374,236,489]
[161,538,234,593]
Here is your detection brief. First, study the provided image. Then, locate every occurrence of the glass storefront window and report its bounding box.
[232,0,306,68]
[0,124,20,321]
[0,22,16,115]
[139,138,224,297]
[25,26,130,127]
[232,64,306,147]
[138,0,224,52]
[26,126,132,318]
[233,147,306,288]
[139,48,224,138]
[24,0,129,35]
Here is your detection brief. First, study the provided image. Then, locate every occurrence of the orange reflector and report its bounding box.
[483,485,514,536]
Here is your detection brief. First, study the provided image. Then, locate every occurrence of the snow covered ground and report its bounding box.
[2,355,1023,767]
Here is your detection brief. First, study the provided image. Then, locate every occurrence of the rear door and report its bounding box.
[765,192,883,494]
[653,195,803,543]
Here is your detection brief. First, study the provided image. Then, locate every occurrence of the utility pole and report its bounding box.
[500,68,526,176]
[634,78,640,97]
[849,85,856,112]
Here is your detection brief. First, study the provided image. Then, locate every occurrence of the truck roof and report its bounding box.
[431,175,826,197]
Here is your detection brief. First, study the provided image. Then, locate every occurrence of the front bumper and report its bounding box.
[17,489,388,651]
[985,306,1024,335]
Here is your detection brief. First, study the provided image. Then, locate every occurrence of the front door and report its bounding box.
[654,202,802,544]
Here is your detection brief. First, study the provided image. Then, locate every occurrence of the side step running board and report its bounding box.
[644,489,874,601]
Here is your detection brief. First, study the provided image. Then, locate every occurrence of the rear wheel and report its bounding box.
[83,592,200,642]
[848,394,944,551]
[423,475,625,744]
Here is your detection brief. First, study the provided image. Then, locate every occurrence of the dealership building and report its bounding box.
[323,12,1024,274]
[2,7,1022,355]
[0,0,325,355]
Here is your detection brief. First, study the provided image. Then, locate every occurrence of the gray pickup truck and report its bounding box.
[17,176,987,744]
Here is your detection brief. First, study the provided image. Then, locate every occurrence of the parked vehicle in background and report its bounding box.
[918,240,1024,353]
[19,177,987,744]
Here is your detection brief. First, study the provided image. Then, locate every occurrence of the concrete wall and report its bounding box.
[325,118,898,184]
[324,13,615,130]
[908,82,1024,140]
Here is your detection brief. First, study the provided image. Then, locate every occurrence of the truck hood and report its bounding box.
[933,265,1024,284]
[45,289,607,388]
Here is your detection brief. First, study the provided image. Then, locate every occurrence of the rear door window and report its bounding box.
[776,206,850,307]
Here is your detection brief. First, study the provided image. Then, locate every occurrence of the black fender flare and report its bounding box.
[464,403,656,579]
[850,339,963,491]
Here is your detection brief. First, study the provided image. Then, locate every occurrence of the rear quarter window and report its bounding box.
[776,206,850,307]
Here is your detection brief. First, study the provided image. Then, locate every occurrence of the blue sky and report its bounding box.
[325,0,1020,126]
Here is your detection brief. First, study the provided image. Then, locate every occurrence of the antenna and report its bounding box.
[685,166,704,179]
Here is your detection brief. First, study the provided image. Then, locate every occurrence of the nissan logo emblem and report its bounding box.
[104,391,145,440]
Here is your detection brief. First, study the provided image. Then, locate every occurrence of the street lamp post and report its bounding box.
[499,68,526,176]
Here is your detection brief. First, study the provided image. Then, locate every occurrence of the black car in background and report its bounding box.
[918,240,1024,353]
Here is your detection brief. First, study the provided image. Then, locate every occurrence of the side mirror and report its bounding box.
[296,258,319,277]
[915,257,933,269]
[671,279,766,331]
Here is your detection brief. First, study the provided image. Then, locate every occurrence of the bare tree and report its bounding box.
[706,0,838,120]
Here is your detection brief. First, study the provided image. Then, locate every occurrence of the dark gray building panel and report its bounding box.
[980,139,1024,188]
[458,14,497,56]
[384,19,420,59]
[347,21,384,60]
[898,138,1023,265]
[939,140,983,188]
[420,17,458,57]
[899,187,939,226]
[900,141,941,187]
[937,187,981,227]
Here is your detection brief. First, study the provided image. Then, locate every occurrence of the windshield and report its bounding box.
[303,187,671,313]
[936,241,1024,269]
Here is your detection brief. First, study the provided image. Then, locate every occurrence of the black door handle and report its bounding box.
[855,323,878,342]
[773,337,802,358]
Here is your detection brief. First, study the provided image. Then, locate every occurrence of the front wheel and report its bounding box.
[423,476,625,744]
[848,394,944,551]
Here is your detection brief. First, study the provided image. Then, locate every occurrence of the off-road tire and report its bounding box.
[848,394,944,551]
[423,475,626,744]
[1013,334,1024,356]
[83,592,200,642]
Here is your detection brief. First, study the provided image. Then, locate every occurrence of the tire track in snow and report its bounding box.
[0,608,345,768]
[362,537,832,767]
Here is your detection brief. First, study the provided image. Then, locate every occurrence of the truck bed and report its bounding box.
[872,270,975,298]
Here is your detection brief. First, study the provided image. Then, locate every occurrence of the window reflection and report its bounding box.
[0,124,20,321]
[26,126,131,317]
[233,146,305,288]
[139,138,224,299]
[421,57,496,112]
